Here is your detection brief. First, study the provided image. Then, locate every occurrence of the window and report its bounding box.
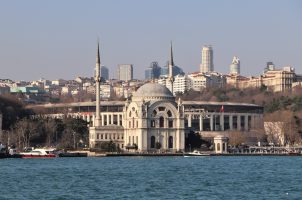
[168,136,173,148]
[152,110,157,117]
[168,120,173,128]
[97,134,99,139]
[159,116,164,128]
[151,136,155,148]
[158,107,165,111]
[101,134,103,139]
[151,120,155,127]
[105,134,107,140]
[223,143,225,151]
[136,121,138,128]
[217,143,220,151]
[167,110,172,117]
[129,121,131,128]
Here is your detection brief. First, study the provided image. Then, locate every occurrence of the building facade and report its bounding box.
[117,64,133,81]
[200,45,214,73]
[145,62,161,80]
[230,56,240,75]
[226,66,295,92]
[100,65,109,81]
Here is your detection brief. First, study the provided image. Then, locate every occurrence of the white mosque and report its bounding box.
[89,43,185,152]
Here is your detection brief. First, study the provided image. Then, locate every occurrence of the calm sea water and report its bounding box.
[0,156,301,200]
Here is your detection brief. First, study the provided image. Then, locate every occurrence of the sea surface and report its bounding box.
[0,156,301,200]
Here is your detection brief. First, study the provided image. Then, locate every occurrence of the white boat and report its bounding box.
[19,148,56,158]
[184,150,211,157]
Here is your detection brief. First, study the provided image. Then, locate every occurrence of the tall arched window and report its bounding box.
[217,143,220,151]
[159,116,164,127]
[151,136,155,148]
[168,136,173,149]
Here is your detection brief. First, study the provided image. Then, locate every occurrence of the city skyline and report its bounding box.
[0,0,301,81]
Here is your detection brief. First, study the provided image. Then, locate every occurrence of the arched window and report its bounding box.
[159,116,164,128]
[217,143,220,151]
[151,120,155,127]
[151,136,155,148]
[167,110,172,117]
[168,136,173,149]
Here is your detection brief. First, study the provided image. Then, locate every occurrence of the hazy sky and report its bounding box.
[0,0,301,81]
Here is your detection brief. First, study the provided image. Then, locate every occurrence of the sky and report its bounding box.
[0,0,301,81]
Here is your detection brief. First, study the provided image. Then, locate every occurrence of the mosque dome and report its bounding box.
[132,83,174,101]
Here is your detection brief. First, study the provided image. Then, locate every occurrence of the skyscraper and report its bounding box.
[229,56,240,74]
[145,62,161,80]
[100,65,109,80]
[117,64,133,81]
[200,45,214,73]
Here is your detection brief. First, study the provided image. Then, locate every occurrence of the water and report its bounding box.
[0,156,301,200]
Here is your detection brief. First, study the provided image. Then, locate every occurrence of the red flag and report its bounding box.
[220,105,224,112]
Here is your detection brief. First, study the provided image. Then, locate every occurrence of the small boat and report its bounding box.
[184,150,211,157]
[20,149,56,158]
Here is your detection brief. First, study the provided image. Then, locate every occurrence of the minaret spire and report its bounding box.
[170,41,174,67]
[95,40,101,127]
[168,41,174,95]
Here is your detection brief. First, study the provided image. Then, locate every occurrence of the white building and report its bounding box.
[172,75,192,94]
[117,64,133,81]
[230,56,240,75]
[200,45,214,73]
[90,83,185,152]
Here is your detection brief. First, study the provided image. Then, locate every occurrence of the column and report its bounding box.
[117,114,120,126]
[188,114,192,127]
[244,115,249,131]
[251,114,255,129]
[237,115,241,131]
[92,115,95,126]
[199,115,203,131]
[220,113,224,131]
[229,115,233,130]
[111,114,114,125]
[210,114,213,131]
[102,114,105,126]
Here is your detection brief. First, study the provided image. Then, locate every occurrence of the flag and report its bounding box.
[220,105,224,112]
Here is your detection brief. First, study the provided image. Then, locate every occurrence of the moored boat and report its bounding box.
[20,149,56,158]
[184,150,211,157]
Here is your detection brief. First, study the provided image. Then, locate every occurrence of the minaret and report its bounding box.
[95,42,101,127]
[168,41,174,94]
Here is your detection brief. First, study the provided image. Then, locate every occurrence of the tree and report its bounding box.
[228,131,247,147]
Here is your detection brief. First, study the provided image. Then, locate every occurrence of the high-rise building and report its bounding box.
[117,64,133,81]
[229,56,240,74]
[145,62,161,80]
[160,62,184,77]
[200,45,214,73]
[100,65,109,81]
